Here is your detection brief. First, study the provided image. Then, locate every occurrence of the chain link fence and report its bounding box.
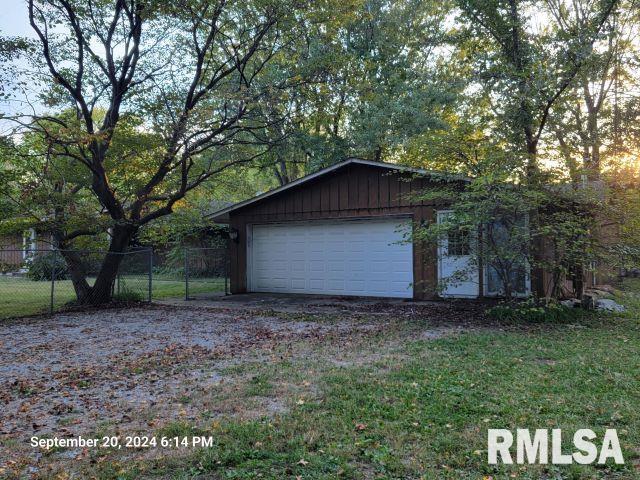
[0,245,229,320]
[151,245,229,300]
[184,247,229,300]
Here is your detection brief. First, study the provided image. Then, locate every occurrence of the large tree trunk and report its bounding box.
[59,249,93,302]
[274,159,290,186]
[586,105,601,179]
[61,224,137,305]
[87,224,137,304]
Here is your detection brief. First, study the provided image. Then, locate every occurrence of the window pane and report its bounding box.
[447,229,470,256]
[487,265,527,294]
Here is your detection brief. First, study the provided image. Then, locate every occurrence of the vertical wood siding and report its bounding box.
[227,164,460,299]
[0,234,50,268]
[0,235,25,267]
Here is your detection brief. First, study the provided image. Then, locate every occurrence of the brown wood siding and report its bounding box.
[0,235,24,267]
[227,164,461,299]
[0,234,50,268]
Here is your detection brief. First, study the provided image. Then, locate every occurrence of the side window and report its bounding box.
[447,228,470,256]
[22,229,36,260]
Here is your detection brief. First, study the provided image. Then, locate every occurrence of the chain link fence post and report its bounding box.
[148,248,153,302]
[50,250,56,316]
[224,252,229,295]
[184,247,190,301]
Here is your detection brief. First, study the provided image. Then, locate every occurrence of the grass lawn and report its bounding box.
[0,275,224,319]
[73,282,640,479]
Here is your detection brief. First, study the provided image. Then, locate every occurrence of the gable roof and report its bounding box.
[209,158,468,223]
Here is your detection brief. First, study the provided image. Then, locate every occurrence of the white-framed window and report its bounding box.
[22,229,37,260]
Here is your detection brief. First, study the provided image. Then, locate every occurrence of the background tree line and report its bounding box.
[0,0,638,302]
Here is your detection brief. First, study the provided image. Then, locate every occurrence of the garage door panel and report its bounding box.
[327,261,345,272]
[347,265,366,273]
[309,261,324,272]
[291,279,306,289]
[348,280,366,290]
[250,219,413,298]
[368,280,389,292]
[392,261,412,273]
[291,263,305,274]
[327,279,345,289]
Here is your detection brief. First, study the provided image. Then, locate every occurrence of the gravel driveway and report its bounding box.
[0,297,491,478]
[0,305,380,459]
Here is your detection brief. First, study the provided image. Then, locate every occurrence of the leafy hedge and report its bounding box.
[26,252,69,281]
[486,299,592,323]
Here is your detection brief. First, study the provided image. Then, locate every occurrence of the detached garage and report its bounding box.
[210,158,470,300]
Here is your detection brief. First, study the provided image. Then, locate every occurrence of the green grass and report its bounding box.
[0,275,224,319]
[85,282,640,479]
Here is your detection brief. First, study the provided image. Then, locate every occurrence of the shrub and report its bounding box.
[26,252,68,281]
[112,288,145,303]
[0,261,13,274]
[486,299,591,323]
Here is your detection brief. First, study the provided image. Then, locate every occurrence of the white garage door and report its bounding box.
[249,218,413,298]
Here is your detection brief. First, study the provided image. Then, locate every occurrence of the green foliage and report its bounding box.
[413,164,622,300]
[401,116,509,176]
[0,261,13,274]
[26,252,68,281]
[112,288,144,303]
[250,0,453,184]
[138,196,229,250]
[454,0,616,166]
[486,299,591,323]
[1,0,321,304]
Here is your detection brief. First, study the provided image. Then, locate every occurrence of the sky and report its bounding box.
[1,1,34,38]
[1,1,39,130]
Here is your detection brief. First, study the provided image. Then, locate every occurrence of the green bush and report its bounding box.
[26,252,68,281]
[113,288,145,303]
[486,299,590,323]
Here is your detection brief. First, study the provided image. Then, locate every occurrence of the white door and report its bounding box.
[248,218,413,298]
[437,211,479,298]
